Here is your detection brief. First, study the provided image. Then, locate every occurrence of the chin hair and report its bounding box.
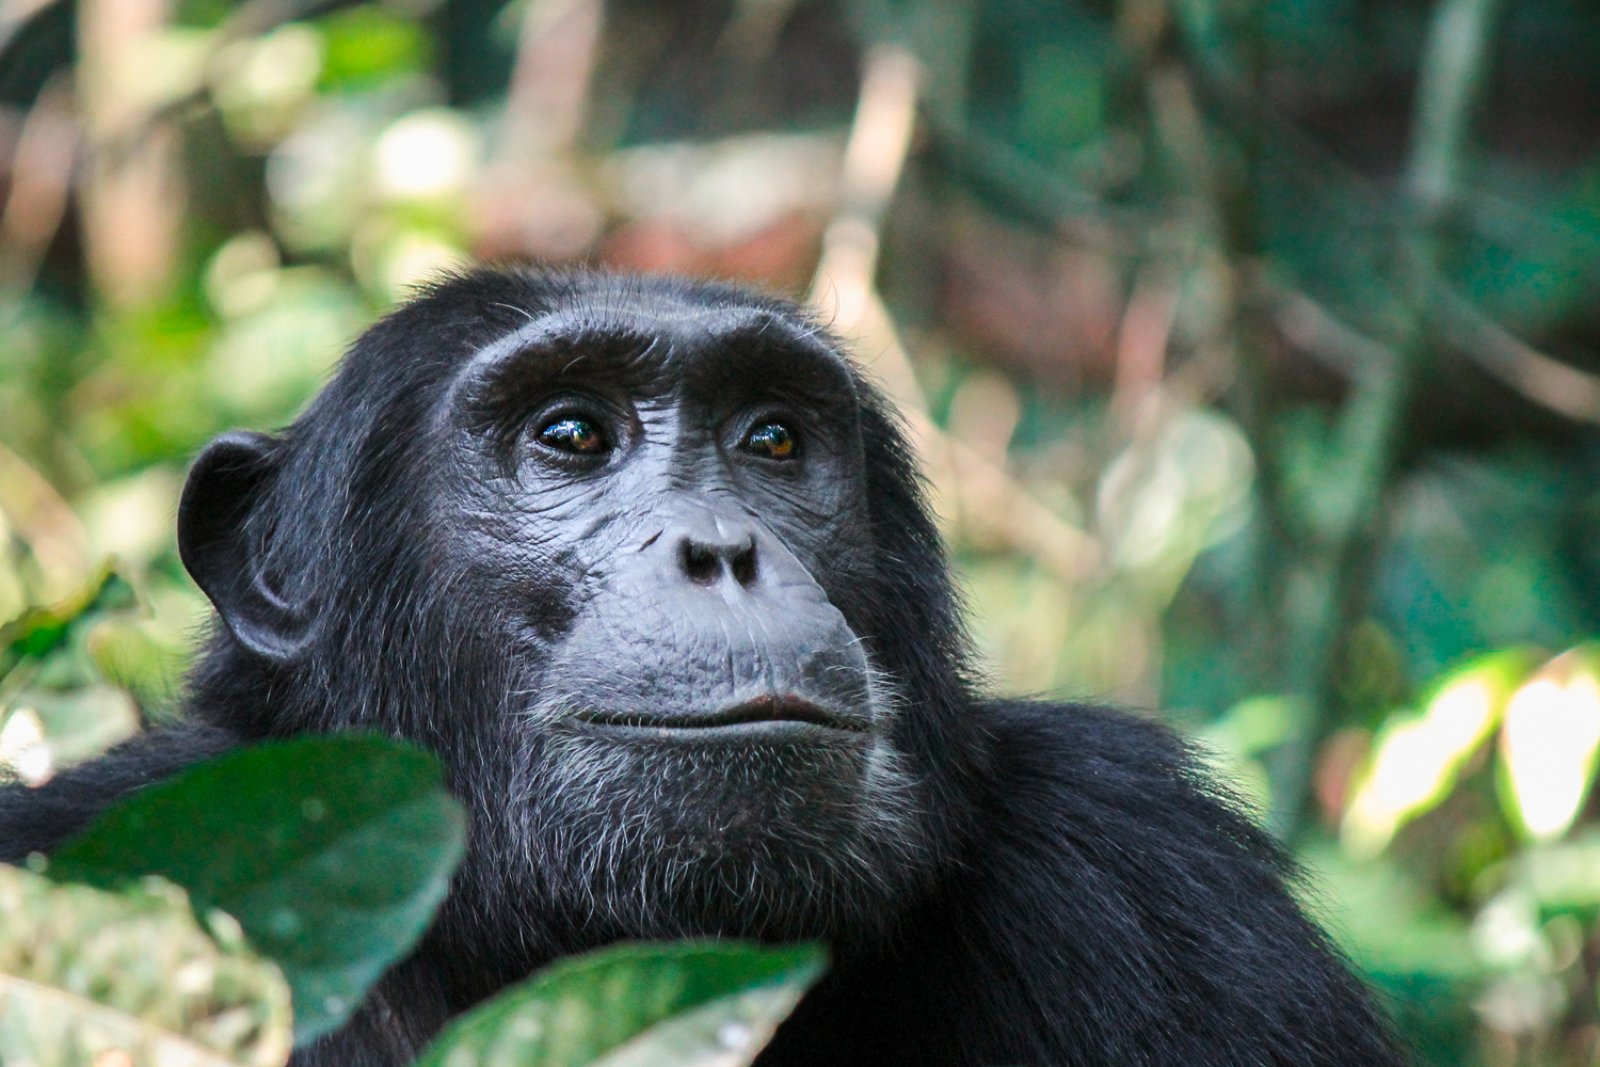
[488,722,938,944]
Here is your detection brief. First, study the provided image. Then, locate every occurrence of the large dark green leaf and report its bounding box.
[49,735,467,1045]
[414,942,826,1067]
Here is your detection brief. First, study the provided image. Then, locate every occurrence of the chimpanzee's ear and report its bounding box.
[178,431,311,662]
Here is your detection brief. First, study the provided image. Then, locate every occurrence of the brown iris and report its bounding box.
[744,421,797,459]
[537,416,606,454]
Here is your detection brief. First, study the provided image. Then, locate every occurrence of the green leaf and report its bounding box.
[415,941,826,1067]
[318,8,433,91]
[1341,649,1536,858]
[1,566,135,675]
[0,863,292,1067]
[1498,646,1600,842]
[49,735,467,1045]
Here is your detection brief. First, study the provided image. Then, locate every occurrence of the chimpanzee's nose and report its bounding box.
[677,530,758,588]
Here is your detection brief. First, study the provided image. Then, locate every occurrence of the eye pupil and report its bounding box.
[537,416,605,454]
[746,421,796,459]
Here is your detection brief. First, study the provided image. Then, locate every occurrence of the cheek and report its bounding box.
[791,497,876,603]
[453,468,632,571]
[441,521,582,646]
[746,461,871,550]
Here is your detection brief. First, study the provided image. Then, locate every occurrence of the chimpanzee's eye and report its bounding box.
[743,421,798,460]
[536,415,607,455]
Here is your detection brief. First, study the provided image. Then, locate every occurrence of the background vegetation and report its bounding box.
[3,0,1600,1062]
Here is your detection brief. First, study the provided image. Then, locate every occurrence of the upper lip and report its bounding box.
[575,695,866,732]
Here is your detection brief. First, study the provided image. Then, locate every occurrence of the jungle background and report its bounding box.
[2,0,1600,1062]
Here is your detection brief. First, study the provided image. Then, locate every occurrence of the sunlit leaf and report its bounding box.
[0,863,292,1067]
[1342,649,1536,858]
[49,736,467,1044]
[414,942,825,1067]
[1498,647,1600,842]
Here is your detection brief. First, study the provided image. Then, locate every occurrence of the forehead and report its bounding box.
[458,288,857,401]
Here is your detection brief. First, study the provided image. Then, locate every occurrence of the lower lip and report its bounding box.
[570,719,865,743]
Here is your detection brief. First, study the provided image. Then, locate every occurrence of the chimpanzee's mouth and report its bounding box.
[573,695,868,736]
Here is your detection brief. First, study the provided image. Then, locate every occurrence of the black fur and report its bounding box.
[0,269,1404,1066]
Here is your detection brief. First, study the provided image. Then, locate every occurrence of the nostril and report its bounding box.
[730,540,757,587]
[681,541,719,585]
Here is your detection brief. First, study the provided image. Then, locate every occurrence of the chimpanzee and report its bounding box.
[0,269,1405,1066]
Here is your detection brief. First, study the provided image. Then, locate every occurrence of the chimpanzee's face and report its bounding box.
[430,290,934,939]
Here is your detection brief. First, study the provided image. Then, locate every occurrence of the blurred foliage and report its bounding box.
[0,863,293,1067]
[1,0,1599,1062]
